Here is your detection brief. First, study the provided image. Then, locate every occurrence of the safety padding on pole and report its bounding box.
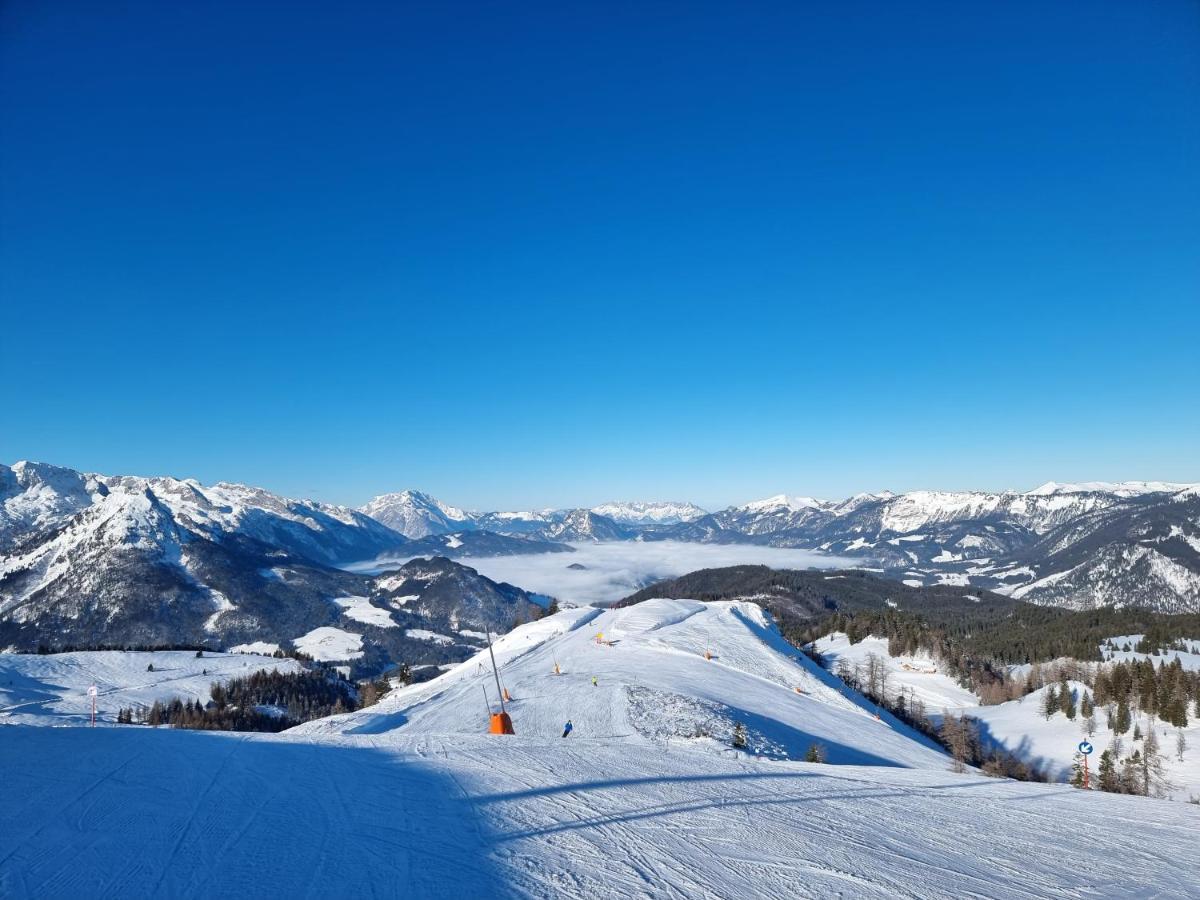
[489,712,515,735]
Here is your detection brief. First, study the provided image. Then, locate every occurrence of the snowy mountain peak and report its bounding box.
[589,500,708,525]
[359,489,475,539]
[738,494,824,513]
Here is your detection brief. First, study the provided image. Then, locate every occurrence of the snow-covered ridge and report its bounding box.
[589,500,707,524]
[1,460,403,563]
[1026,480,1199,496]
[735,494,825,513]
[297,599,948,769]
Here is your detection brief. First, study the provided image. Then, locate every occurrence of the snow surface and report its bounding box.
[300,601,950,769]
[815,632,1200,799]
[1100,634,1200,671]
[2,694,1198,897]
[333,595,398,628]
[293,626,364,661]
[3,608,1200,897]
[0,650,300,726]
[813,633,978,712]
[228,640,281,655]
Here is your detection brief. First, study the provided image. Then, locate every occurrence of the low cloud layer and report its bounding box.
[360,541,860,607]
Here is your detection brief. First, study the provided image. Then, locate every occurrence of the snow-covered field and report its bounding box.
[1100,633,1200,670]
[293,626,364,661]
[2,722,1198,897]
[358,540,860,607]
[814,632,1200,799]
[0,650,301,726]
[3,609,1199,897]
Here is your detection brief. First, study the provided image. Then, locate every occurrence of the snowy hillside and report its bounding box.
[3,613,1200,897]
[814,632,1200,800]
[299,600,950,769]
[0,649,300,726]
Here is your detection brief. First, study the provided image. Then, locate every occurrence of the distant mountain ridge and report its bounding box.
[0,462,537,669]
[360,480,1200,612]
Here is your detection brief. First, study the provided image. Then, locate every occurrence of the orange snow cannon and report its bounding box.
[489,712,515,734]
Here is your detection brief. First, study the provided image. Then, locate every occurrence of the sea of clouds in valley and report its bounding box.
[353,541,860,607]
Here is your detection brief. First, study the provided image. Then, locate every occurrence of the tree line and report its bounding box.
[117,668,394,732]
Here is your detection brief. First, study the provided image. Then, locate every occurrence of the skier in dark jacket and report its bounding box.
[562,720,573,738]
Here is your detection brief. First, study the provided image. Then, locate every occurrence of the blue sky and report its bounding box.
[2,1,1197,510]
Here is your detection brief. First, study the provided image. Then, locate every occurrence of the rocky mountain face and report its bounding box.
[0,463,540,672]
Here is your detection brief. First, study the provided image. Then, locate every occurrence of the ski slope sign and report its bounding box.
[1078,740,1093,755]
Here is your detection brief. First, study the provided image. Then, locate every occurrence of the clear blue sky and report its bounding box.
[2,1,1197,511]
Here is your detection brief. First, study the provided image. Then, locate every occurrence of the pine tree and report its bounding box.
[1062,684,1076,720]
[805,742,824,763]
[1042,684,1059,720]
[1120,751,1143,795]
[732,722,748,750]
[1097,750,1118,793]
[1115,698,1131,734]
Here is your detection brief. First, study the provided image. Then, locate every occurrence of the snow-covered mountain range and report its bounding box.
[0,462,538,662]
[4,459,1199,660]
[360,479,1200,613]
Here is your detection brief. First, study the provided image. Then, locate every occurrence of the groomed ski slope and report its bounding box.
[3,602,1199,898]
[2,726,1199,898]
[299,600,949,769]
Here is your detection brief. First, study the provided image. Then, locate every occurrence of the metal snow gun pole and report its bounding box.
[485,629,515,735]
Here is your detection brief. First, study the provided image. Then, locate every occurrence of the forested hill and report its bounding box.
[619,566,1200,665]
[617,566,1014,620]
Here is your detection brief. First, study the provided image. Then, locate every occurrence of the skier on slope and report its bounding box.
[592,676,598,687]
[562,720,573,738]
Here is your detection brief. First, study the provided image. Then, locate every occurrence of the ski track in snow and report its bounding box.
[1,727,1198,899]
[2,604,1199,898]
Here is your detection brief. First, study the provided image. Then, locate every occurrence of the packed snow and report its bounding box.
[0,650,300,726]
[3,606,1199,898]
